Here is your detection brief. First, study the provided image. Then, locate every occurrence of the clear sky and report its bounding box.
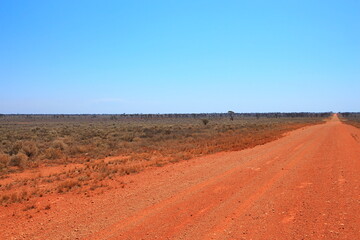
[1,0,359,114]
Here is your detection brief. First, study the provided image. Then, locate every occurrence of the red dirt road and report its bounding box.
[1,115,360,239]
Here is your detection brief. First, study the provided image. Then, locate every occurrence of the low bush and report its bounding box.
[202,119,209,125]
[21,140,38,158]
[8,153,28,168]
[0,153,10,170]
[0,114,328,176]
[44,147,63,160]
[57,179,81,193]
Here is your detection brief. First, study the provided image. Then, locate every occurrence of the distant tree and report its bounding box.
[201,119,209,126]
[228,111,235,121]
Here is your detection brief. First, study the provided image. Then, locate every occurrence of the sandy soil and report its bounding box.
[1,115,359,239]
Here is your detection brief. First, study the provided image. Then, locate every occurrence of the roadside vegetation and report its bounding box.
[0,113,331,205]
[339,112,360,128]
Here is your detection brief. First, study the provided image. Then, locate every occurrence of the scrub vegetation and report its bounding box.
[0,113,331,205]
[339,112,360,128]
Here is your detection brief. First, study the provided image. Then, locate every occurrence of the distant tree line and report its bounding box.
[339,112,360,119]
[0,112,333,122]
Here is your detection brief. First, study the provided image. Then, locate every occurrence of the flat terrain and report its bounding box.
[1,115,360,239]
[0,115,325,204]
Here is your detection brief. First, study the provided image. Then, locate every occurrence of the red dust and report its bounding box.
[1,115,359,239]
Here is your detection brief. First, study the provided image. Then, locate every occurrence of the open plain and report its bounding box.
[3,1,360,239]
[0,114,359,239]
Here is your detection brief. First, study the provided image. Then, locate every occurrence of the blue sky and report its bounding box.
[1,0,359,114]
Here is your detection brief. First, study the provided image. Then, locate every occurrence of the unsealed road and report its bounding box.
[2,115,360,239]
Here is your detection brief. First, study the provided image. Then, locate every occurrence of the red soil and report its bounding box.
[1,115,359,239]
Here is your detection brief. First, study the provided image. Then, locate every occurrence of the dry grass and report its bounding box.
[339,113,360,128]
[0,113,330,205]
